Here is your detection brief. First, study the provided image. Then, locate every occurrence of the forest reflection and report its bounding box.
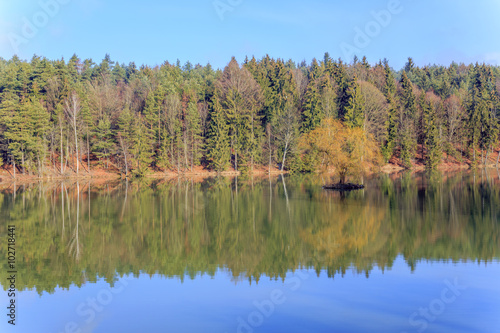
[1,170,499,294]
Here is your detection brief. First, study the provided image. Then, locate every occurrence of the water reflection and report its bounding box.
[0,170,499,293]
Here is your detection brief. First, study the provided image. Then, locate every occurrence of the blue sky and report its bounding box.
[3,259,500,333]
[0,0,499,69]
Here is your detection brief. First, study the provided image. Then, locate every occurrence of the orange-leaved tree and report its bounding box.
[299,118,381,183]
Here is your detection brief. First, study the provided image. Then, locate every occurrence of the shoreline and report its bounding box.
[0,161,497,185]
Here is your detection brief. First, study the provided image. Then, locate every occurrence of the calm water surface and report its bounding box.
[1,171,499,333]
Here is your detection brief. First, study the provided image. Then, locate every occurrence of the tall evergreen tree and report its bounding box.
[93,115,114,168]
[301,82,322,133]
[344,77,365,128]
[422,97,441,169]
[382,63,398,161]
[205,91,230,172]
[399,72,417,168]
[131,115,154,176]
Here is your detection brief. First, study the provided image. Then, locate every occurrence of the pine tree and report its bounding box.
[131,115,154,177]
[381,64,398,161]
[0,93,22,174]
[67,54,81,83]
[344,77,365,128]
[466,64,499,165]
[79,96,93,172]
[205,92,230,172]
[117,107,134,176]
[142,88,163,165]
[185,99,202,170]
[333,60,350,120]
[1,95,49,174]
[399,72,417,168]
[27,98,50,174]
[92,115,114,168]
[111,63,127,83]
[217,58,262,172]
[383,63,396,99]
[422,97,441,169]
[400,72,417,119]
[479,67,499,164]
[301,82,321,133]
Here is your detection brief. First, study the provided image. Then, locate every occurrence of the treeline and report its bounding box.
[0,53,499,177]
[1,172,499,292]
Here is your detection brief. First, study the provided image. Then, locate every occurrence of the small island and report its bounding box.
[323,182,365,191]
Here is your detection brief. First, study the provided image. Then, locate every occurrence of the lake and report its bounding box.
[1,171,499,333]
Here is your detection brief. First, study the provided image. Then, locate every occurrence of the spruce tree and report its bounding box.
[205,92,230,172]
[344,77,365,128]
[93,115,114,168]
[185,99,202,170]
[301,82,322,133]
[131,115,154,177]
[399,72,417,168]
[333,60,350,120]
[422,97,441,169]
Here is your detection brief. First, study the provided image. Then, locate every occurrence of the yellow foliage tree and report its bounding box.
[299,118,381,183]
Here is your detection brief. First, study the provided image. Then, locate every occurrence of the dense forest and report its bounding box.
[0,53,499,178]
[1,172,499,292]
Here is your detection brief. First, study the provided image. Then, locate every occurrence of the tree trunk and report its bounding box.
[176,142,180,173]
[65,137,69,172]
[251,115,254,173]
[170,141,176,173]
[13,155,16,179]
[74,116,79,176]
[87,129,90,173]
[37,153,41,176]
[184,137,188,172]
[191,134,194,172]
[496,149,500,168]
[51,132,55,170]
[60,124,64,174]
[268,128,271,174]
[281,142,288,172]
[484,146,490,166]
[339,172,346,184]
[119,136,128,177]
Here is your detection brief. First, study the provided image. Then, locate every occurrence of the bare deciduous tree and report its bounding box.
[64,92,81,175]
[274,103,299,171]
[359,80,388,144]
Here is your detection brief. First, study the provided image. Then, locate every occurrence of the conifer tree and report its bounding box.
[422,97,441,169]
[399,72,417,168]
[0,93,22,174]
[333,60,350,120]
[117,107,134,176]
[381,63,398,161]
[465,64,499,165]
[185,99,203,170]
[301,82,321,133]
[217,58,262,172]
[344,78,365,128]
[205,91,230,172]
[93,115,114,168]
[131,115,154,176]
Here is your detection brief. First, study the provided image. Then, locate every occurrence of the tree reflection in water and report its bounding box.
[0,170,498,293]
